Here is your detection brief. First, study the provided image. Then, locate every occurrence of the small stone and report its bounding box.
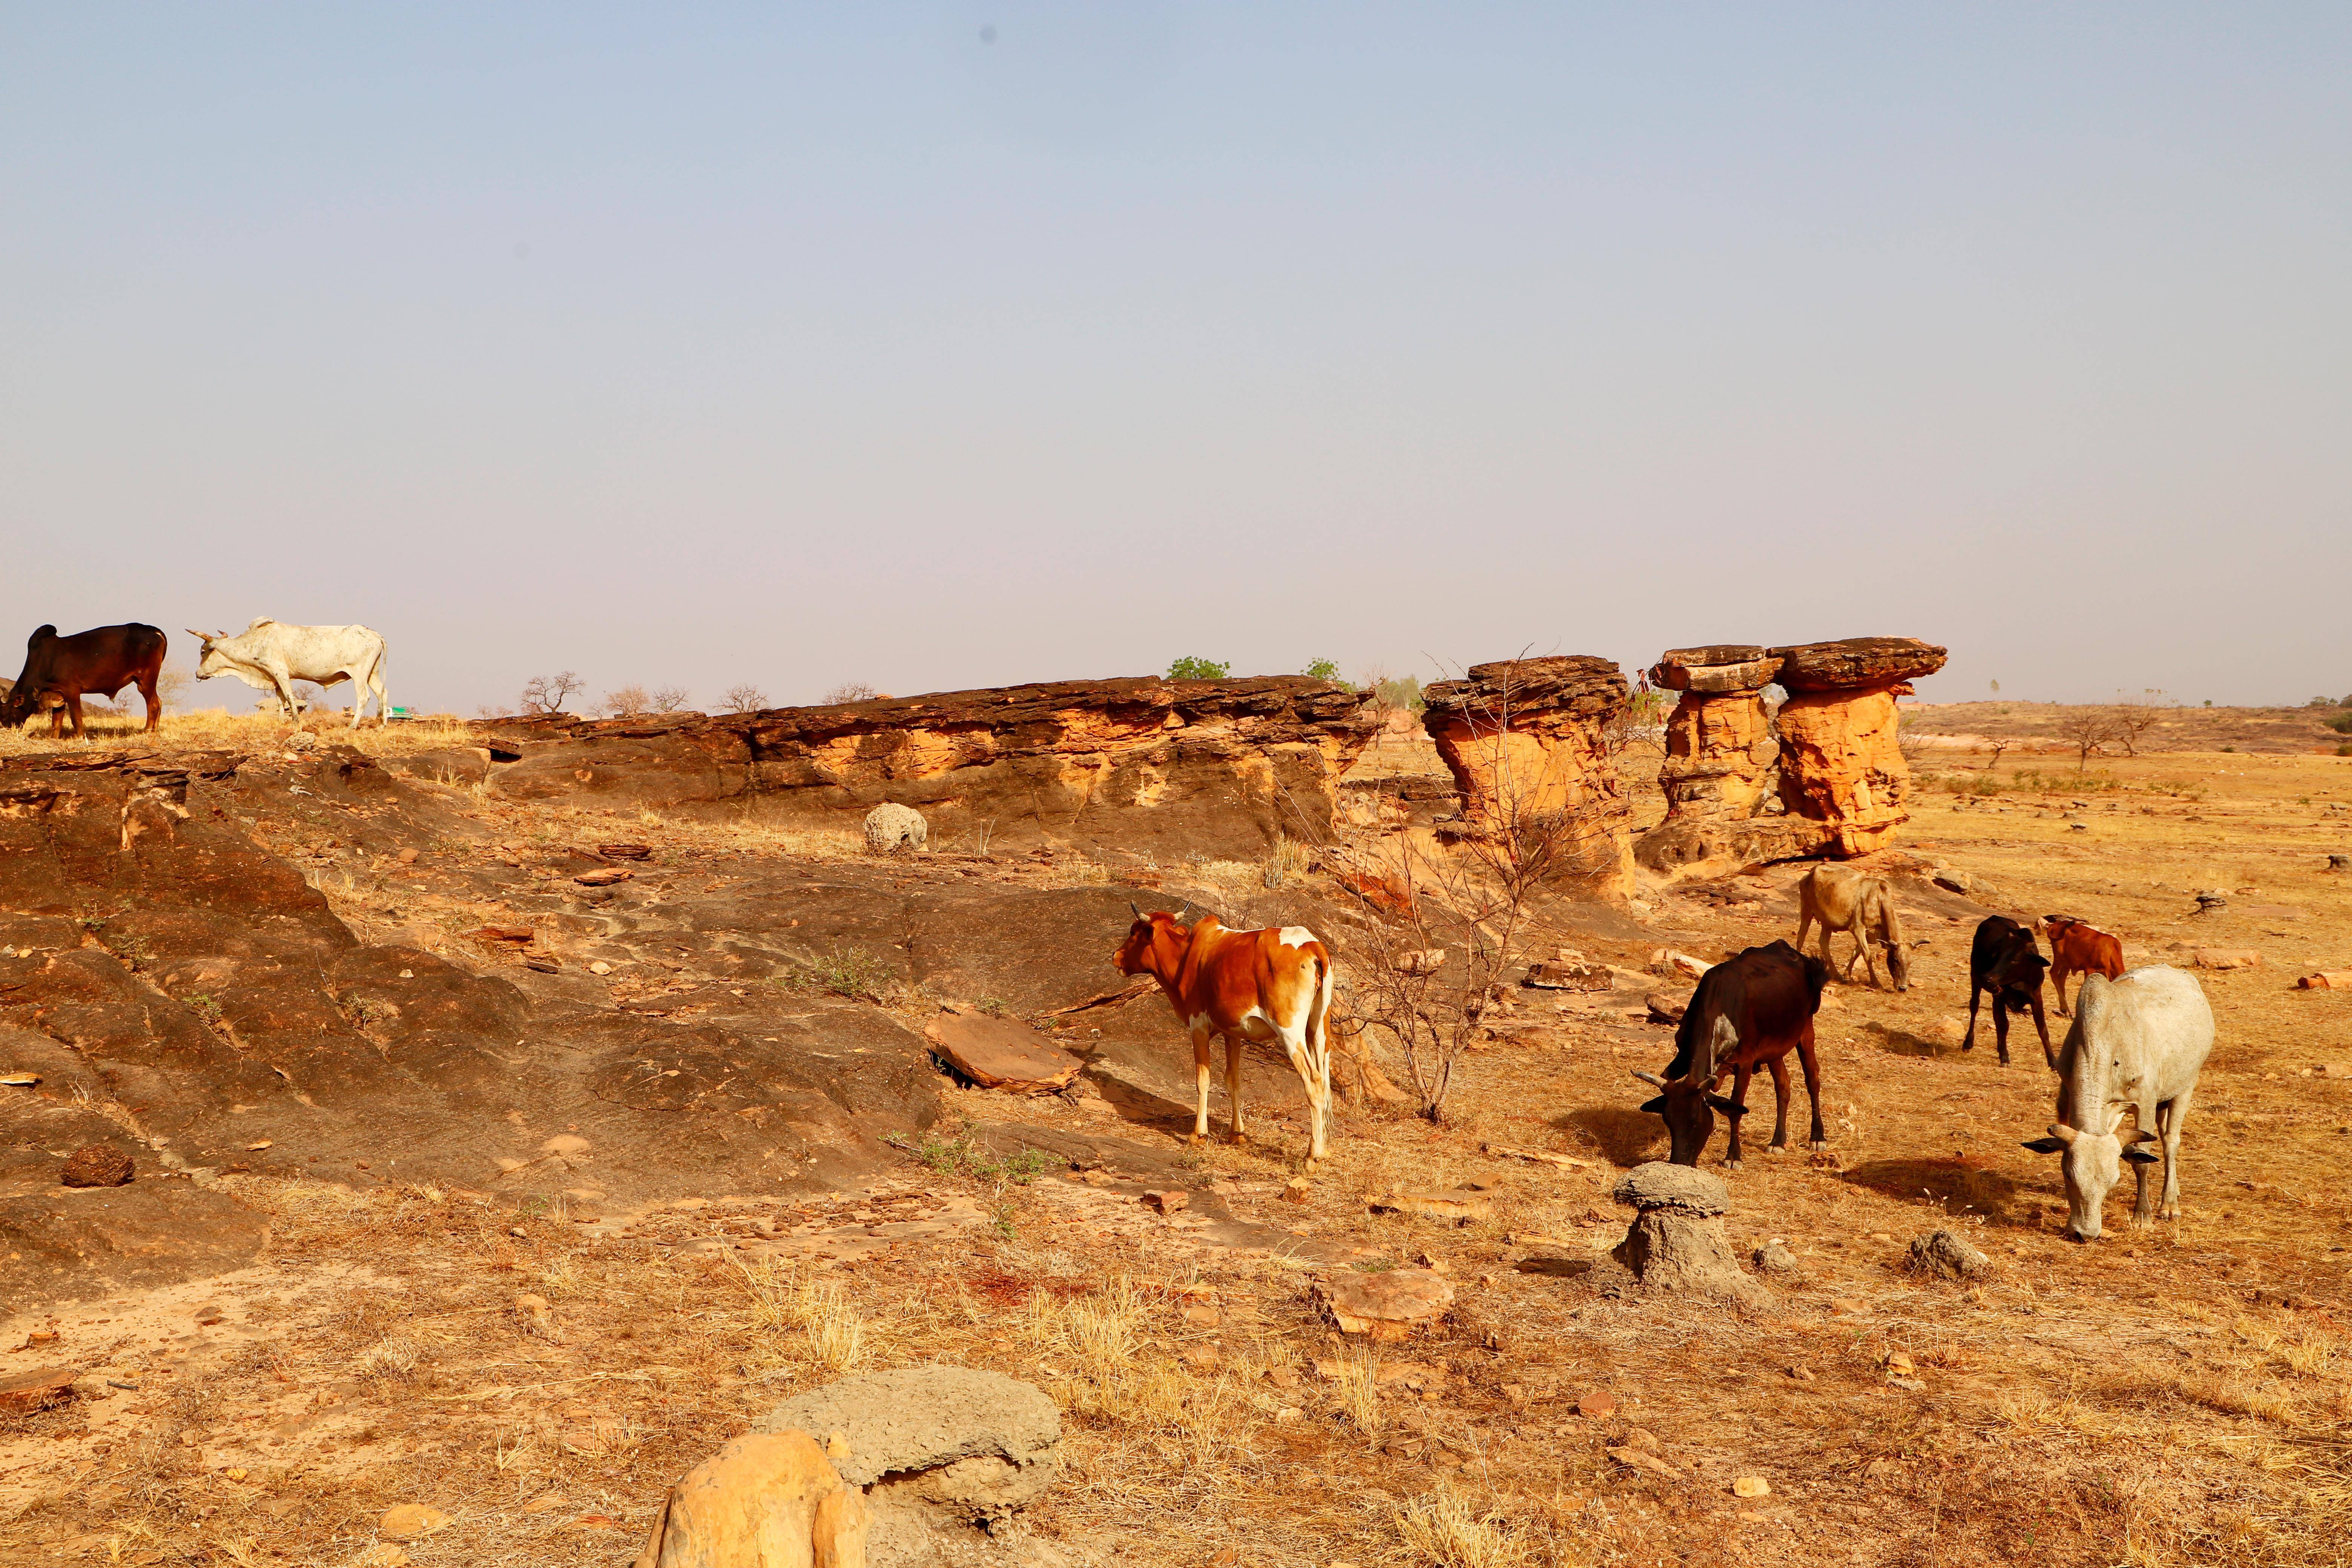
[395,847,419,864]
[1280,1178,1311,1205]
[1732,1476,1771,1498]
[378,1504,452,1541]
[588,960,612,975]
[1143,1189,1188,1215]
[1888,1376,1927,1392]
[1830,1298,1868,1316]
[60,1144,134,1188]
[1886,1352,1915,1374]
[539,1134,589,1157]
[514,1293,551,1331]
[1908,1228,1992,1280]
[1576,1390,1617,1419]
[1752,1240,1802,1275]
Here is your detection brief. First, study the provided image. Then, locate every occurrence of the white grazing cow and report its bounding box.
[1792,864,1910,991]
[189,620,390,728]
[2020,965,2212,1241]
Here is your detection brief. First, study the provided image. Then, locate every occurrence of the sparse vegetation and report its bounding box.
[519,671,585,715]
[1303,657,1341,683]
[821,681,878,705]
[720,683,768,714]
[1165,657,1230,680]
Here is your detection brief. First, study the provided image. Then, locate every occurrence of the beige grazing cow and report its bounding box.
[1793,865,1910,991]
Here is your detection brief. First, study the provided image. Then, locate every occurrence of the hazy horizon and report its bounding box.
[6,6,2347,717]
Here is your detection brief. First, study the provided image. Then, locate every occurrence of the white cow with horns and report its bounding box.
[189,620,391,728]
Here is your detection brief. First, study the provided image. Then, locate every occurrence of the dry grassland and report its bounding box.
[1,717,2349,1568]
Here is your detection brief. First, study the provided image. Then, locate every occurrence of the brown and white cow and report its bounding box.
[1113,906,1337,1167]
[2041,915,2125,1018]
[1634,939,1831,1168]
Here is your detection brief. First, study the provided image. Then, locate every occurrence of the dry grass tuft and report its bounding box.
[1395,1483,1536,1568]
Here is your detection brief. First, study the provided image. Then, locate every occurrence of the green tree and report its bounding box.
[1166,657,1230,680]
[1303,657,1341,683]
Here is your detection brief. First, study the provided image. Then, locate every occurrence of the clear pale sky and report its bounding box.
[5,5,2347,715]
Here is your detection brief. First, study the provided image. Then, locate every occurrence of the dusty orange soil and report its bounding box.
[0,718,2347,1568]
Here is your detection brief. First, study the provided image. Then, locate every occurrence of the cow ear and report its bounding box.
[1704,1093,1747,1117]
[2020,1136,2067,1155]
[1638,1096,1667,1115]
[2121,1147,2160,1165]
[2128,1127,2160,1144]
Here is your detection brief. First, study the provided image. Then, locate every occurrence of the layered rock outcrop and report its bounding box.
[1636,647,1792,871]
[469,677,1377,862]
[1770,637,1947,857]
[1636,636,1946,866]
[1418,657,1632,899]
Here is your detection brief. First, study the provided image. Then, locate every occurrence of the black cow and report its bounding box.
[1963,915,2052,1068]
[0,624,168,738]
[1633,939,1831,1168]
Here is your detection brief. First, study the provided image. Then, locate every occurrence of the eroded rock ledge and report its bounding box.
[470,677,1377,861]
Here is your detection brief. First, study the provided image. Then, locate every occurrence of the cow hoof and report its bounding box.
[1185,1133,1207,1148]
[1807,1141,1827,1153]
[1722,1160,1743,1173]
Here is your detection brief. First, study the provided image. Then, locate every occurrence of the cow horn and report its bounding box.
[1129,899,1144,920]
[1630,1070,1667,1089]
[1175,902,1192,922]
[184,628,210,642]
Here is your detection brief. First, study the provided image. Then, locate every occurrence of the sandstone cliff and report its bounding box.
[471,677,1378,862]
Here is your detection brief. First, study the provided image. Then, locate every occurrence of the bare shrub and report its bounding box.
[1329,661,1581,1121]
[2063,707,2119,773]
[650,685,691,713]
[822,681,879,705]
[519,671,584,715]
[720,683,768,714]
[2111,690,2168,757]
[600,684,651,718]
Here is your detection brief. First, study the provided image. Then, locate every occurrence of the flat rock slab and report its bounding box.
[925,1015,1083,1094]
[1371,1191,1494,1225]
[0,1365,77,1415]
[1317,1268,1455,1340]
[756,1366,1061,1517]
[1769,637,1948,692]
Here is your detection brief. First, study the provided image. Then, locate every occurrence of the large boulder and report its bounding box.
[1418,657,1632,899]
[1769,637,1947,693]
[756,1367,1063,1522]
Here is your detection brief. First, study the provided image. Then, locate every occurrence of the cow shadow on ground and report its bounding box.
[1841,1157,2034,1227]
[1862,1021,1965,1059]
[1557,1107,1666,1168]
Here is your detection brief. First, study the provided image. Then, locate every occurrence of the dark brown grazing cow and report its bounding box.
[0,624,168,738]
[1964,916,2052,1068]
[2041,914,2125,1017]
[1633,939,1830,1168]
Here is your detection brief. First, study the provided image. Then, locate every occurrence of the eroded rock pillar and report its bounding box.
[1769,637,1948,858]
[1419,655,1632,899]
[1634,646,1792,871]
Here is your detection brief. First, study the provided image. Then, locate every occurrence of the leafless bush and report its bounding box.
[1610,674,1670,760]
[1327,661,1578,1121]
[2064,708,2119,773]
[720,683,768,714]
[600,684,651,718]
[519,671,584,715]
[2111,690,2168,757]
[823,681,878,706]
[651,686,691,713]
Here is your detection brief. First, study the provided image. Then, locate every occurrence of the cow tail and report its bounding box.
[1307,952,1333,1060]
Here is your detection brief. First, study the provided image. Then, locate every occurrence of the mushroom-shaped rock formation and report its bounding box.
[1637,646,1793,871]
[1768,638,1947,858]
[1418,656,1632,899]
